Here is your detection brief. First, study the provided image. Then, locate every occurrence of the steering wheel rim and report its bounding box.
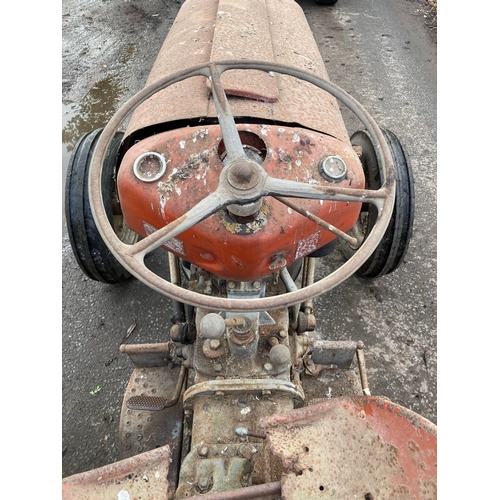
[89,60,395,312]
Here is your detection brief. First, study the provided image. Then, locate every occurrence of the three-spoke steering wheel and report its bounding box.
[89,61,395,312]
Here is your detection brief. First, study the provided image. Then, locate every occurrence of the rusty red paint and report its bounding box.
[124,0,350,144]
[359,398,437,498]
[117,123,364,281]
[261,396,437,500]
[208,0,279,103]
[62,445,173,500]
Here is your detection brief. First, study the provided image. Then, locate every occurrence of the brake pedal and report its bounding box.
[126,395,170,411]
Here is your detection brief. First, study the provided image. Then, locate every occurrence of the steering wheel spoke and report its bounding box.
[208,64,247,162]
[265,177,388,209]
[274,196,361,249]
[126,190,229,262]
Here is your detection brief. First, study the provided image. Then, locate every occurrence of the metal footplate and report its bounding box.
[118,361,187,493]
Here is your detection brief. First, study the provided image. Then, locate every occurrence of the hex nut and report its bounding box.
[209,339,221,350]
[202,339,224,359]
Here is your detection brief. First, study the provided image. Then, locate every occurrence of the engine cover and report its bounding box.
[117,123,364,281]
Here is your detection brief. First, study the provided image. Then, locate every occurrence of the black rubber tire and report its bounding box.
[341,128,415,278]
[316,0,338,5]
[65,128,138,283]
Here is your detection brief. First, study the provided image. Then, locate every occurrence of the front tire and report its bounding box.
[65,128,138,283]
[341,129,415,278]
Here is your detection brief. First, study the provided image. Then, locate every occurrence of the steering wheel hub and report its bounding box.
[227,159,261,190]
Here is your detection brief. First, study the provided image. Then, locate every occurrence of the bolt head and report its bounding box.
[209,339,221,350]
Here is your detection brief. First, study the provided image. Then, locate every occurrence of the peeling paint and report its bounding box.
[157,150,211,199]
[259,124,270,136]
[295,231,321,260]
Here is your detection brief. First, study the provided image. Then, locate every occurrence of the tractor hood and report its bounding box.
[124,0,351,145]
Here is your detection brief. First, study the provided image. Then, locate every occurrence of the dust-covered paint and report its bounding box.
[117,122,364,281]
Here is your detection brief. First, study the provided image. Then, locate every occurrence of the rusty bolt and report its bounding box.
[279,330,288,338]
[238,443,258,460]
[198,446,209,457]
[202,339,224,359]
[197,476,211,493]
[267,336,279,347]
[213,363,222,372]
[170,323,181,342]
[253,281,261,290]
[209,339,221,350]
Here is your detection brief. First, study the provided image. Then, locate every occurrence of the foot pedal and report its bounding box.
[126,395,170,411]
[125,364,186,411]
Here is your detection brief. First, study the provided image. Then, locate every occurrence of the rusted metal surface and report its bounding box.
[308,339,358,369]
[180,480,282,500]
[117,122,364,282]
[126,365,187,411]
[176,393,292,496]
[120,340,177,367]
[125,0,350,143]
[209,0,279,102]
[261,396,437,500]
[193,304,290,379]
[356,341,371,395]
[176,443,256,497]
[118,365,185,493]
[183,378,304,407]
[301,368,363,406]
[62,444,173,500]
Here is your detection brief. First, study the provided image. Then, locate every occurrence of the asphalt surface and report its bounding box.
[62,0,437,480]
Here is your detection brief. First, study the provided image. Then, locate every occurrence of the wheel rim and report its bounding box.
[89,60,396,311]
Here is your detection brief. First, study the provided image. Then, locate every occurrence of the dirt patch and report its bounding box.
[418,0,437,32]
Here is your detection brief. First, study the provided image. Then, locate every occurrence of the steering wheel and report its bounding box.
[89,60,395,312]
